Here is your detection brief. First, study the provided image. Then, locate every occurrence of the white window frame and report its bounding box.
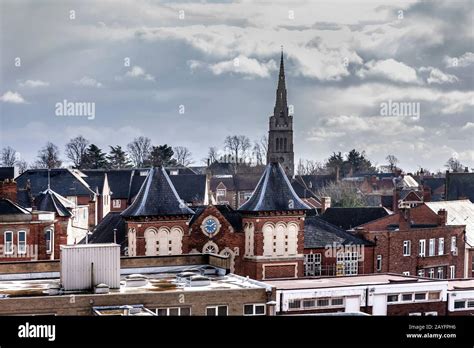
[17,230,26,255]
[403,240,411,256]
[449,265,456,279]
[419,239,426,257]
[216,189,226,198]
[450,236,457,252]
[418,269,425,277]
[4,231,13,255]
[376,255,382,271]
[438,238,444,256]
[45,229,53,254]
[429,238,435,257]
[304,253,321,276]
[437,267,444,279]
[403,271,410,276]
[206,305,228,316]
[428,268,434,278]
[112,199,121,208]
[243,304,266,316]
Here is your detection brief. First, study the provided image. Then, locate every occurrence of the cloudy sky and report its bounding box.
[0,0,473,172]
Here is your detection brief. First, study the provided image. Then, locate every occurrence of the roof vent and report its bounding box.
[94,283,110,294]
[125,274,148,287]
[187,275,211,287]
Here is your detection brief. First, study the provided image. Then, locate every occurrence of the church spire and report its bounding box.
[274,46,288,119]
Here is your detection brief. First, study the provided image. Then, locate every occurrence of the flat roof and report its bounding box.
[61,243,120,248]
[0,265,268,298]
[448,279,474,290]
[265,274,440,290]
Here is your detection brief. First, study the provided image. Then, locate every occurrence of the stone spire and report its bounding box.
[273,47,288,119]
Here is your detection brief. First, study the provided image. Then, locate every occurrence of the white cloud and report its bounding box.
[74,76,103,88]
[357,59,420,84]
[444,52,474,68]
[0,91,27,104]
[462,122,474,131]
[191,55,277,78]
[419,66,458,84]
[18,80,49,88]
[123,66,155,81]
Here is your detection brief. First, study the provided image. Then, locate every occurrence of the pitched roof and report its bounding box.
[16,169,95,206]
[81,212,127,248]
[321,207,392,230]
[121,167,194,218]
[446,172,474,202]
[0,198,30,215]
[425,200,474,246]
[189,204,242,231]
[304,215,373,248]
[169,174,206,203]
[238,162,311,212]
[35,188,74,217]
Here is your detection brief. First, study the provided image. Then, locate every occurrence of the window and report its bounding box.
[288,300,301,310]
[454,301,465,309]
[317,299,329,307]
[303,300,315,308]
[18,231,26,255]
[403,240,411,256]
[449,265,456,279]
[425,312,438,316]
[206,305,228,316]
[402,294,413,302]
[156,307,191,316]
[216,189,226,198]
[403,271,410,276]
[419,240,426,257]
[438,238,444,255]
[437,267,444,279]
[429,238,435,256]
[418,269,425,277]
[376,255,382,271]
[112,199,121,208]
[331,298,344,306]
[409,312,422,316]
[451,236,457,252]
[304,253,321,276]
[428,268,435,278]
[468,301,474,308]
[45,229,53,254]
[387,295,399,303]
[428,292,440,300]
[337,251,359,275]
[243,304,265,316]
[4,231,13,255]
[415,293,426,301]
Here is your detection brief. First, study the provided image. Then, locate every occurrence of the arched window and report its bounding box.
[203,241,219,254]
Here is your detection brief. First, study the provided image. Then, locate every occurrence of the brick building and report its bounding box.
[356,202,473,278]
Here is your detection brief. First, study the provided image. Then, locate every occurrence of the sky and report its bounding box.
[0,0,473,172]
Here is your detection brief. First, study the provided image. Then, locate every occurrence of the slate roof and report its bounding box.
[81,170,105,194]
[321,207,392,230]
[16,169,95,206]
[304,215,373,248]
[0,198,30,215]
[189,204,243,231]
[81,212,127,249]
[35,188,74,217]
[0,167,17,181]
[238,162,311,212]
[446,172,474,202]
[121,167,194,217]
[293,174,336,190]
[169,175,206,203]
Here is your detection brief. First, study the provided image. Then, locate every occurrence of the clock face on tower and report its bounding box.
[201,217,220,236]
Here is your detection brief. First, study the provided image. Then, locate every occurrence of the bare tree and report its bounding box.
[445,157,464,172]
[252,136,268,165]
[317,181,368,207]
[173,146,194,166]
[386,154,399,172]
[0,146,17,166]
[224,135,251,164]
[34,142,62,169]
[127,136,151,167]
[16,160,28,174]
[297,159,326,175]
[65,136,89,168]
[207,147,219,164]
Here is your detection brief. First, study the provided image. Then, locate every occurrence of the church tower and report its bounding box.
[267,49,294,177]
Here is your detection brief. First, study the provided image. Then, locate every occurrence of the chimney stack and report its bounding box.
[437,209,447,226]
[321,196,331,214]
[0,179,17,203]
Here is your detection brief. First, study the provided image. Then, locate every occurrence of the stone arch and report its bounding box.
[202,241,219,254]
[262,222,275,256]
[144,227,158,256]
[287,222,299,255]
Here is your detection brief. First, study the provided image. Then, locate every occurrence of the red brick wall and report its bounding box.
[0,181,17,202]
[263,264,296,279]
[386,301,446,316]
